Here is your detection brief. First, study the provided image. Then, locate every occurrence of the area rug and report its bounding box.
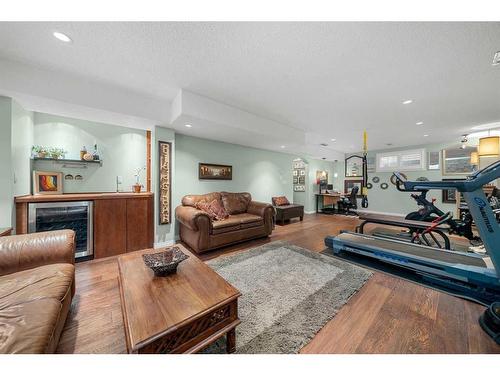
[204,241,372,353]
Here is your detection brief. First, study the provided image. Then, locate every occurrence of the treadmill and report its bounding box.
[325,160,500,303]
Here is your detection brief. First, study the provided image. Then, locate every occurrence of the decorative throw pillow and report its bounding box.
[208,199,229,221]
[195,201,217,220]
[195,199,229,221]
[273,196,290,206]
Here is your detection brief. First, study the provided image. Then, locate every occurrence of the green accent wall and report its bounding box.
[33,112,147,193]
[174,133,296,205]
[0,97,13,228]
[353,141,498,216]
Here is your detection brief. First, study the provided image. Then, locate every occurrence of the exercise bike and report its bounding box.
[399,183,481,248]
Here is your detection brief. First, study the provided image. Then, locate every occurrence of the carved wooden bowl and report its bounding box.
[142,247,189,277]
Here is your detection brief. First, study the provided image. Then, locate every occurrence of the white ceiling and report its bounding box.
[0,22,499,154]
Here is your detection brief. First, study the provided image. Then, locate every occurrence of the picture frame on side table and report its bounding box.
[33,171,63,195]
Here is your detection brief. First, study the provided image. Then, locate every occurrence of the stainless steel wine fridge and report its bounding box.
[28,201,94,259]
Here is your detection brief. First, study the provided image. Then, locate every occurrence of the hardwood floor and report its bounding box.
[56,214,500,354]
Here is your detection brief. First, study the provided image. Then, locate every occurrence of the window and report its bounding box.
[376,148,426,172]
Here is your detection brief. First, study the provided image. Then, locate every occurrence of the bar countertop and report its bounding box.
[15,192,153,203]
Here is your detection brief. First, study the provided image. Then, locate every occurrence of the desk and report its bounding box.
[315,193,342,213]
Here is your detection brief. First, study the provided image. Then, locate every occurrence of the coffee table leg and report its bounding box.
[226,328,236,353]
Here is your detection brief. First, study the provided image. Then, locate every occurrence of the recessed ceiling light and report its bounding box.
[53,31,72,43]
[416,121,424,125]
[185,124,192,128]
[423,134,429,137]
[320,143,328,147]
[492,51,500,66]
[330,138,336,142]
[280,145,285,149]
[402,99,413,105]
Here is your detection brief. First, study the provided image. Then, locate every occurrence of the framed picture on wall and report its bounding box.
[294,185,305,192]
[366,157,376,173]
[344,179,363,198]
[33,171,63,195]
[198,163,232,180]
[442,178,466,203]
[442,146,476,175]
[428,151,440,170]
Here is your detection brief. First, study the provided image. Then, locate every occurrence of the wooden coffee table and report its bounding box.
[117,244,241,354]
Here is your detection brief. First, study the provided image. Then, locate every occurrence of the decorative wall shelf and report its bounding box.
[32,157,103,168]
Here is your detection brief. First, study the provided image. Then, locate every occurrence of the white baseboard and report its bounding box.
[154,239,175,248]
[304,210,316,214]
[356,209,405,217]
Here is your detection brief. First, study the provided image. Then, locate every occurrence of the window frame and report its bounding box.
[376,148,426,172]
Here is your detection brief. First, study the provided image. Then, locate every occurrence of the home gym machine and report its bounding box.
[325,160,500,304]
[356,183,481,251]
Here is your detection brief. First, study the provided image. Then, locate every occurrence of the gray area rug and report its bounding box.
[204,241,372,354]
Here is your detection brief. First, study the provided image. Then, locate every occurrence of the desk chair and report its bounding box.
[338,186,359,216]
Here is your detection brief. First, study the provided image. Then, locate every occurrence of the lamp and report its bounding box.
[470,151,479,165]
[478,136,500,157]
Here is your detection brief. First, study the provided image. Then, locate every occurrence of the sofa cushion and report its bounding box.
[211,216,241,230]
[195,199,229,221]
[0,263,74,353]
[272,196,290,206]
[234,213,263,224]
[182,192,222,208]
[220,192,252,214]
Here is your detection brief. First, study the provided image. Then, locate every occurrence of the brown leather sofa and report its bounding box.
[0,230,75,354]
[175,192,274,253]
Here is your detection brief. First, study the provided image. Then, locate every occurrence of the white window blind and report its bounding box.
[376,148,425,172]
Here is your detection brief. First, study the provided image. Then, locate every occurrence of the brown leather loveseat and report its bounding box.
[0,230,76,353]
[175,192,274,253]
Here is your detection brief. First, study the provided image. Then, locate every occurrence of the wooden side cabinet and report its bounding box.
[94,199,128,258]
[15,193,154,260]
[126,197,154,252]
[94,196,154,258]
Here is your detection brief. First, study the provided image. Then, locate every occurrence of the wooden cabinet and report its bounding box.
[94,199,128,258]
[94,196,154,258]
[126,197,154,252]
[15,193,154,260]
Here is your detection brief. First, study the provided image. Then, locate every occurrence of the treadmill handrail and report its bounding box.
[394,160,500,192]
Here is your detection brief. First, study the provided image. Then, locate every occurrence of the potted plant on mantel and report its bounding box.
[133,166,146,193]
[32,145,48,158]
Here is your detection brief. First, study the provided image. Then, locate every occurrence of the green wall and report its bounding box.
[11,100,34,197]
[0,97,13,228]
[33,112,147,193]
[174,133,296,206]
[354,141,497,216]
